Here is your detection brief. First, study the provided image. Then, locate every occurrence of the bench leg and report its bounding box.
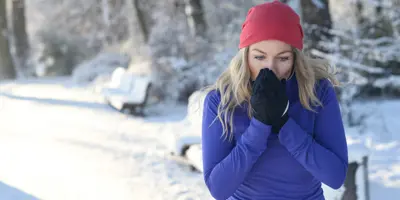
[121,107,131,115]
[136,105,145,117]
[119,103,147,117]
[129,104,137,115]
[341,162,359,200]
[120,104,133,115]
[122,104,144,116]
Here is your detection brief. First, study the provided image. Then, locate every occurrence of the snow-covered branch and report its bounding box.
[311,49,385,74]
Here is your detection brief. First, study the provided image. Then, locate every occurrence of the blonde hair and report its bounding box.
[201,47,340,142]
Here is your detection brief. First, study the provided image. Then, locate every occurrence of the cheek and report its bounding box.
[276,63,293,79]
[248,59,262,80]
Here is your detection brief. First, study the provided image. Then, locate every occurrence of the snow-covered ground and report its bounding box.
[346,100,400,200]
[0,77,212,200]
[1,77,399,200]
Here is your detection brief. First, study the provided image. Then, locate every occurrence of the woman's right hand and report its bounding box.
[250,68,288,126]
[250,68,271,125]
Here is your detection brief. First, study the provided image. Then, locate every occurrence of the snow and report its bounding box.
[346,133,371,163]
[102,67,126,89]
[346,100,400,200]
[373,75,400,88]
[311,0,326,9]
[0,78,212,200]
[186,144,203,172]
[311,49,385,74]
[167,134,202,156]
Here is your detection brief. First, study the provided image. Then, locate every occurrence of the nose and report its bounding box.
[263,65,277,76]
[263,59,277,72]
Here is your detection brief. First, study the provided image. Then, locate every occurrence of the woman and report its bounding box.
[201,1,348,200]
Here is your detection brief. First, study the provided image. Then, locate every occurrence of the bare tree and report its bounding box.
[300,0,333,53]
[105,0,130,44]
[12,0,30,76]
[184,0,207,37]
[132,0,149,42]
[354,0,366,32]
[0,0,16,80]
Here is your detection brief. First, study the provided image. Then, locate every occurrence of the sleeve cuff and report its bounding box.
[241,118,272,150]
[278,117,310,154]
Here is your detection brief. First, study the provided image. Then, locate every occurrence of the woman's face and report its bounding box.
[248,40,294,81]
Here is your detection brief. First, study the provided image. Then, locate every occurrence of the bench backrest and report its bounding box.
[119,73,134,93]
[108,67,126,88]
[129,75,151,104]
[186,90,207,132]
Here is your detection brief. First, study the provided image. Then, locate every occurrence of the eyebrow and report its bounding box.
[252,49,292,56]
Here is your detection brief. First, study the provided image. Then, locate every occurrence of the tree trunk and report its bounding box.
[374,0,382,16]
[101,0,110,27]
[101,0,130,44]
[0,0,17,80]
[132,0,149,42]
[354,0,365,34]
[184,0,207,37]
[392,0,400,38]
[12,0,30,76]
[300,0,333,53]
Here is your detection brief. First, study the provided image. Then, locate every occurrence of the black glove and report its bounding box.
[270,79,289,134]
[250,68,270,125]
[263,69,289,133]
[250,69,289,132]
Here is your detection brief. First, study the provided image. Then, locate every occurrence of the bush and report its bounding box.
[71,52,131,84]
[32,29,97,77]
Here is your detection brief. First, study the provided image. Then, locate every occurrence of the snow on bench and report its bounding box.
[102,67,126,89]
[169,89,372,200]
[185,144,203,172]
[167,90,206,156]
[101,67,152,116]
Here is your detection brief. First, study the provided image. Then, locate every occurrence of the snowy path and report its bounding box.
[0,78,211,200]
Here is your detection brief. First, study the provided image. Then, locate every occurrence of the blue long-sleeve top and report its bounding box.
[201,74,348,200]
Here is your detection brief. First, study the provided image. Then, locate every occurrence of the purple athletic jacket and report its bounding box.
[201,73,348,200]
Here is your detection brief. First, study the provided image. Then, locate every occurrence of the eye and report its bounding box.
[278,57,289,62]
[254,55,265,60]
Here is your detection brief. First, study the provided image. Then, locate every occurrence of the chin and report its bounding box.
[282,73,291,80]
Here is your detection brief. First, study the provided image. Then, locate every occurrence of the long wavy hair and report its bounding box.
[200,47,340,142]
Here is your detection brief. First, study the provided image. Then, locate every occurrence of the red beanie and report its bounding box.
[239,1,304,50]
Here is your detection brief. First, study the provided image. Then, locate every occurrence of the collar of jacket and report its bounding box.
[285,72,299,103]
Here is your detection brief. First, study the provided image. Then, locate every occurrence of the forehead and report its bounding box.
[249,40,292,53]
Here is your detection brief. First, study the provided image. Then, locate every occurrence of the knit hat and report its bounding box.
[239,1,304,50]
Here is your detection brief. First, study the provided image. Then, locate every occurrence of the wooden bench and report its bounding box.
[167,90,206,156]
[101,68,152,116]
